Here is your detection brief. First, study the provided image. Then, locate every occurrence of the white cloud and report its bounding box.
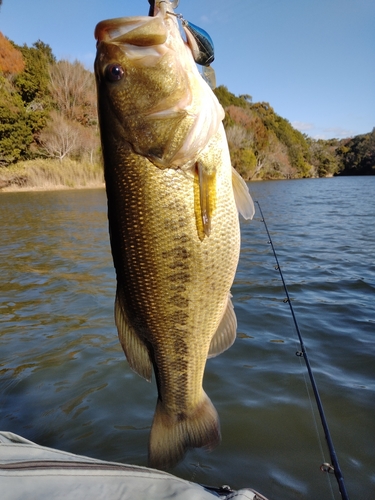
[292,121,314,132]
[199,15,210,23]
[311,127,356,140]
[320,127,355,139]
[292,121,356,140]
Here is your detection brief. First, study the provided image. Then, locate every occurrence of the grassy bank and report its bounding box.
[0,159,104,192]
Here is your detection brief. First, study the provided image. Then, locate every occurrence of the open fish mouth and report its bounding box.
[95,1,214,71]
[94,15,168,48]
[95,1,178,46]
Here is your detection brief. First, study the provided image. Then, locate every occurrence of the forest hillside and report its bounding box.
[0,34,374,189]
[213,85,375,180]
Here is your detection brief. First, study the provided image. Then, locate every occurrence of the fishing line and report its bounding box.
[255,200,350,500]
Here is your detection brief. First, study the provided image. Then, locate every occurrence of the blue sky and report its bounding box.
[1,0,374,139]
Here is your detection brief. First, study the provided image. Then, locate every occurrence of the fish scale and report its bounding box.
[108,141,238,464]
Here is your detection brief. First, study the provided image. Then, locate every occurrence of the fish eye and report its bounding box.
[105,63,124,82]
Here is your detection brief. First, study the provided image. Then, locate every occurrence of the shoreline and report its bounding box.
[1,176,339,193]
[0,182,106,193]
[0,174,342,195]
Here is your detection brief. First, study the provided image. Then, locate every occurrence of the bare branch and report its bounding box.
[39,111,82,161]
[49,60,97,125]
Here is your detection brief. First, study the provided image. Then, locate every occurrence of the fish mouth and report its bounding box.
[95,1,179,46]
[94,16,167,47]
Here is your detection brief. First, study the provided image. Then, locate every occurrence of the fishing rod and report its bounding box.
[255,200,350,500]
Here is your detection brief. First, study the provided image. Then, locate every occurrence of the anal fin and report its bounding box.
[115,289,153,382]
[208,294,237,358]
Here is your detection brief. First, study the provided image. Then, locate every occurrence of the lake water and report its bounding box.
[0,177,374,500]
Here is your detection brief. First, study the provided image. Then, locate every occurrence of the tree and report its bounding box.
[13,40,55,103]
[49,60,97,126]
[39,111,85,161]
[0,76,33,165]
[263,133,295,179]
[43,60,99,162]
[0,32,25,76]
[251,102,312,177]
[214,85,251,109]
[226,124,249,149]
[33,40,55,65]
[239,94,252,104]
[81,126,101,164]
[335,129,375,175]
[308,139,340,177]
[0,35,53,166]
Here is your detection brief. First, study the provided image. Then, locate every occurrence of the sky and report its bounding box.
[1,0,374,139]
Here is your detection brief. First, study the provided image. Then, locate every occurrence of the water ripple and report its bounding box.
[1,179,374,499]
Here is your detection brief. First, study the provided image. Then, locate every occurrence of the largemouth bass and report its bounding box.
[94,0,254,469]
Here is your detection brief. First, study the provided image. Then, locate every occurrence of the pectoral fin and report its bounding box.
[232,167,255,220]
[197,161,216,237]
[115,289,153,382]
[208,295,237,358]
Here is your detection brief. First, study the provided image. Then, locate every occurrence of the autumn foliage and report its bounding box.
[0,34,100,170]
[0,31,373,180]
[0,32,25,75]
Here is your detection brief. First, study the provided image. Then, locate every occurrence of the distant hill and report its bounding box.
[214,85,374,179]
[214,85,312,180]
[334,130,375,176]
[0,33,373,183]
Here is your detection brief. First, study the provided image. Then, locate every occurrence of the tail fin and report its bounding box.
[148,391,221,470]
